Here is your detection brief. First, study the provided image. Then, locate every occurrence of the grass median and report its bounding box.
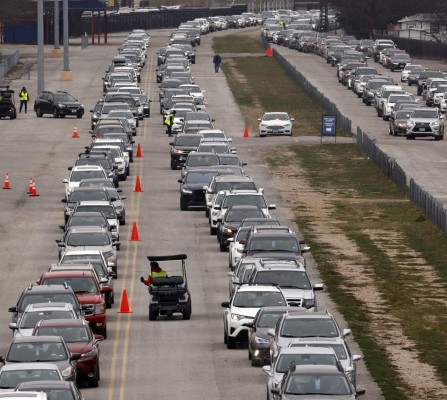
[214,33,447,399]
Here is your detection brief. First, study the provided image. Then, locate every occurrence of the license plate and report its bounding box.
[418,128,426,132]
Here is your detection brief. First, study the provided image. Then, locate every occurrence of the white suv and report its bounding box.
[221,284,287,349]
[63,165,108,198]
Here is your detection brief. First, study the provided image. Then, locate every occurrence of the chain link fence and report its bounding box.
[0,51,19,79]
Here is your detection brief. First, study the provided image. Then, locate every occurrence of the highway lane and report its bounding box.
[0,27,382,400]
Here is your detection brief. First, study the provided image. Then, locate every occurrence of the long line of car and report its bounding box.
[159,14,367,400]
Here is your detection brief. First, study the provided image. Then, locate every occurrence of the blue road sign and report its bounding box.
[322,115,337,137]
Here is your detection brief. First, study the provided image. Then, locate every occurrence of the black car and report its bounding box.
[34,91,84,118]
[217,205,266,252]
[178,169,221,211]
[169,134,202,170]
[0,86,17,119]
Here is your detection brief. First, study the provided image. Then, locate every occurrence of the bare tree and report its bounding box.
[0,0,35,25]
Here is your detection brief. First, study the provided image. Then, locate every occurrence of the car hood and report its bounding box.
[62,101,82,107]
[223,221,243,230]
[247,251,299,260]
[261,120,290,127]
[172,145,198,152]
[409,117,438,122]
[231,306,260,319]
[66,342,93,355]
[280,287,313,300]
[283,395,354,400]
[76,292,103,304]
[182,183,207,191]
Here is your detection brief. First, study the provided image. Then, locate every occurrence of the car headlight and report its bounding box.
[173,149,184,154]
[81,350,95,358]
[211,210,219,216]
[407,121,415,126]
[302,299,315,309]
[94,303,105,314]
[58,103,66,108]
[397,122,407,128]
[255,336,269,344]
[114,205,123,212]
[231,313,249,321]
[431,121,440,126]
[103,250,114,258]
[61,366,74,377]
[80,104,84,108]
[181,188,192,194]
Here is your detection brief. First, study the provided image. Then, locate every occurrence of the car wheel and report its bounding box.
[149,308,158,321]
[170,162,177,170]
[106,293,112,309]
[248,348,252,360]
[36,106,43,117]
[223,330,228,344]
[406,135,415,140]
[226,336,236,349]
[182,303,192,320]
[53,108,59,118]
[219,241,226,252]
[210,226,217,235]
[251,357,260,367]
[180,199,188,211]
[100,326,107,339]
[88,366,100,388]
[121,219,126,226]
[76,114,82,119]
[435,136,441,141]
[408,82,412,86]
[126,166,130,176]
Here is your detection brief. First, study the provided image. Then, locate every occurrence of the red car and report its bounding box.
[37,270,107,338]
[32,318,103,387]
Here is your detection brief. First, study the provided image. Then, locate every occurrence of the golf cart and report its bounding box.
[0,86,17,119]
[146,254,191,321]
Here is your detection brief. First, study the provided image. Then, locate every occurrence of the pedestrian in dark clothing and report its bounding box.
[213,54,222,73]
[19,87,29,113]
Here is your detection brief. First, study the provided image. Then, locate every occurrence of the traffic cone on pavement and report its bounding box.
[134,176,142,192]
[266,47,273,57]
[2,173,10,190]
[27,177,33,194]
[243,126,249,138]
[72,126,79,138]
[117,289,132,313]
[29,179,39,197]
[129,222,140,241]
[136,143,142,158]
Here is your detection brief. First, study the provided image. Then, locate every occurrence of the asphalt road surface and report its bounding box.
[0,28,383,400]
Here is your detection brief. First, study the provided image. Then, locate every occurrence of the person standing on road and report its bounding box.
[19,87,29,113]
[140,261,168,287]
[213,54,222,73]
[164,110,176,136]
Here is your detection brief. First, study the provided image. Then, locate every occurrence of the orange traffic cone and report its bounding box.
[117,289,132,313]
[266,47,273,57]
[3,173,10,190]
[136,143,142,158]
[27,177,33,194]
[72,126,79,138]
[243,126,249,138]
[29,179,39,197]
[134,176,142,192]
[129,222,140,241]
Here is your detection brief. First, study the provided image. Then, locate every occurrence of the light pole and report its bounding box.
[37,0,45,94]
[52,0,61,57]
[61,0,72,80]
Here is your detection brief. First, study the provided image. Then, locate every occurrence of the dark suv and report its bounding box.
[34,91,84,118]
[169,134,202,170]
[8,283,82,323]
[0,86,17,119]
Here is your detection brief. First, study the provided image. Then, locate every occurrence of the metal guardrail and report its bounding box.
[0,51,19,79]
[264,38,447,235]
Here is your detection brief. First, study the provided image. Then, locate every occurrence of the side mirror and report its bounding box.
[70,353,82,361]
[113,242,121,248]
[267,328,275,337]
[268,204,276,210]
[8,322,17,330]
[343,328,352,337]
[262,365,272,376]
[221,301,230,308]
[178,179,183,183]
[352,354,362,362]
[61,198,67,203]
[313,283,324,291]
[62,179,68,184]
[8,306,17,313]
[67,167,73,171]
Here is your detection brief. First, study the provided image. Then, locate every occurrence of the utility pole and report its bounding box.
[52,0,61,57]
[37,0,45,94]
[61,0,72,80]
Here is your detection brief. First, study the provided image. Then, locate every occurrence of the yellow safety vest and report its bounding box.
[151,270,167,287]
[20,91,28,101]
[164,115,172,126]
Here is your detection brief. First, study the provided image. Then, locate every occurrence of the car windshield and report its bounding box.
[285,373,351,395]
[8,342,67,362]
[35,326,90,343]
[0,369,61,388]
[68,215,107,228]
[226,209,264,222]
[257,311,285,328]
[395,111,412,119]
[291,344,348,360]
[276,353,338,373]
[75,205,115,218]
[411,110,439,119]
[215,182,256,191]
[97,126,126,134]
[79,179,114,188]
[186,154,220,167]
[21,310,75,329]
[174,136,201,146]
[36,388,76,400]
[235,227,251,242]
[101,104,129,114]
[198,145,229,154]
[233,291,286,307]
[108,110,134,119]
[20,294,77,312]
[53,93,76,102]
[280,318,339,338]
[76,159,111,170]
[67,231,111,246]
[368,81,387,89]
[43,277,99,294]
[248,237,299,253]
[69,191,108,202]
[263,113,288,121]
[71,170,105,182]
[223,195,266,208]
[185,172,216,184]
[254,270,311,289]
